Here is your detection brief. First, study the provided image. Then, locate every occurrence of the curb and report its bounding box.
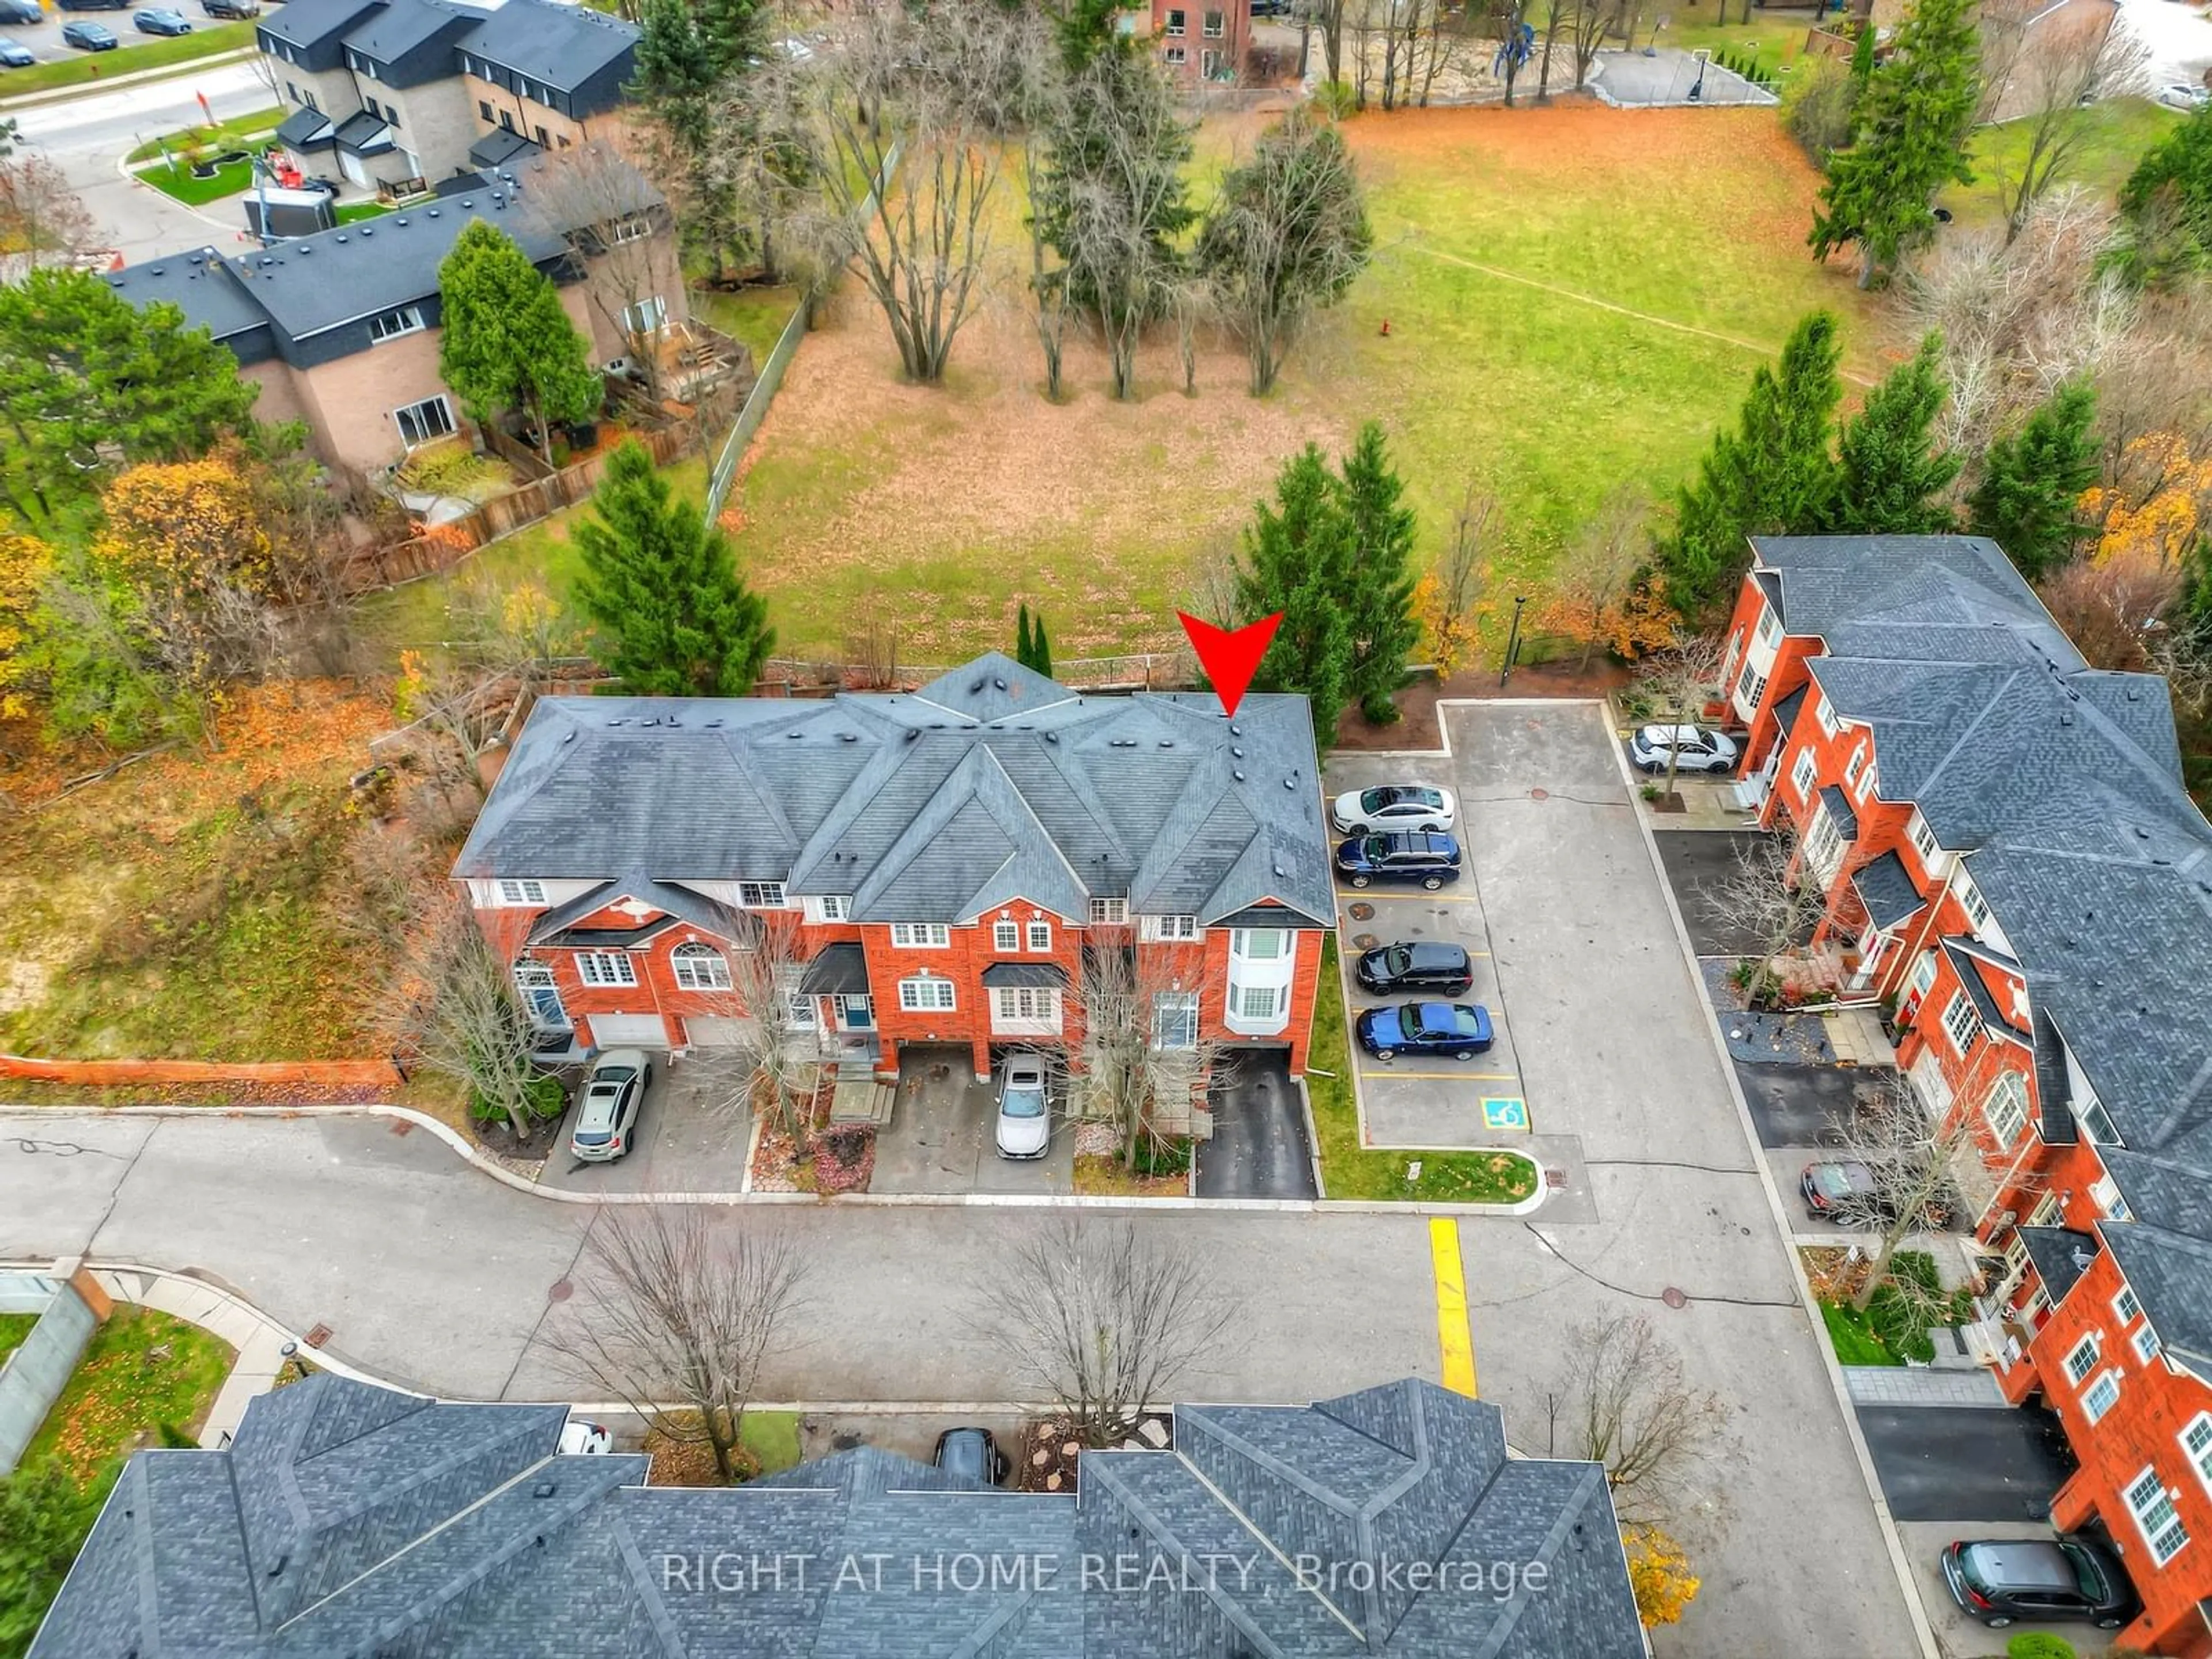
[111,120,285,241]
[0,1103,1548,1218]
[1604,706,1942,1659]
[0,46,256,113]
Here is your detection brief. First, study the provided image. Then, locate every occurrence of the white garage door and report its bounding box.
[684,1016,752,1047]
[588,1013,669,1048]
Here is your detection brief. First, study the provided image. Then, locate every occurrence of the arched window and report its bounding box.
[672,942,732,991]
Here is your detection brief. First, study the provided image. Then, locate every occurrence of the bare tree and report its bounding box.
[1068,928,1229,1170]
[746,0,1043,384]
[551,1207,812,1482]
[0,154,97,272]
[1541,1312,1736,1539]
[1569,0,1624,89]
[528,142,686,402]
[681,906,823,1142]
[1416,484,1495,680]
[974,1214,1240,1446]
[1695,827,1826,1007]
[2037,551,2183,672]
[1017,109,1074,402]
[1976,0,2150,243]
[1635,628,1727,804]
[380,897,547,1141]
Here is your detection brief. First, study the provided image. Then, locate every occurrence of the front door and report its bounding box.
[513,963,569,1033]
[836,994,874,1031]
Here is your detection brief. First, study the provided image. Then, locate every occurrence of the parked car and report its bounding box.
[558,1418,611,1455]
[0,36,32,64]
[1628,724,1740,775]
[60,18,118,45]
[933,1427,1008,1486]
[567,1048,650,1162]
[0,0,41,25]
[200,0,259,14]
[1336,831,1463,891]
[1251,0,1295,14]
[1940,1536,2137,1630]
[133,6,191,31]
[995,1050,1050,1161]
[56,0,128,12]
[1354,941,1475,998]
[1330,783,1457,835]
[1354,1001,1495,1061]
[2158,81,2210,111]
[1800,1159,1878,1222]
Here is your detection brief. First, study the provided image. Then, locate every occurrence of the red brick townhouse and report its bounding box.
[1144,0,1251,84]
[1721,534,2212,1656]
[450,653,1332,1088]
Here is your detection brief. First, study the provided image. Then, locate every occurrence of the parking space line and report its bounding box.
[1429,1218,1478,1397]
[1334,891,1489,906]
[1363,1069,1518,1082]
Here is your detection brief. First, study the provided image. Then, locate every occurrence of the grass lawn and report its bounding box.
[124,105,282,164]
[1306,941,1539,1205]
[0,21,256,97]
[692,285,804,366]
[1660,8,1828,78]
[741,1410,802,1476]
[0,1310,36,1368]
[134,157,253,207]
[1944,98,2176,229]
[26,1307,234,1484]
[335,199,392,225]
[1073,1153,1190,1196]
[1819,1298,1903,1366]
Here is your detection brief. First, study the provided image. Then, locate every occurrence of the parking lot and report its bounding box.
[0,3,243,72]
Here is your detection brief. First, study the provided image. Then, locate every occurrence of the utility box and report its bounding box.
[243,187,337,243]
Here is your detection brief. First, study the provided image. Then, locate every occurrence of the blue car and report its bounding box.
[1335,830,1462,891]
[0,36,33,65]
[60,18,118,45]
[1355,1001,1494,1062]
[133,5,191,29]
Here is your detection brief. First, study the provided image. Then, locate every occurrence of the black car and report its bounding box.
[1940,1536,2137,1630]
[57,0,129,12]
[1336,831,1462,891]
[1354,1001,1495,1061]
[1355,941,1475,997]
[933,1427,1008,1486]
[60,18,118,46]
[133,6,191,31]
[200,0,259,14]
[0,0,40,24]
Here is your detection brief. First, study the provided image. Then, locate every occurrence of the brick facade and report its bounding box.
[1147,0,1249,82]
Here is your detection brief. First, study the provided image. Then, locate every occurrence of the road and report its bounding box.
[2121,0,2212,82]
[13,58,268,265]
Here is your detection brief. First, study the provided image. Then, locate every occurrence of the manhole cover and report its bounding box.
[1530,787,1549,800]
[388,1119,414,1137]
[1351,932,1380,950]
[304,1323,334,1348]
[1348,902,1375,921]
[1660,1287,1688,1310]
[547,1279,574,1303]
[1544,1168,1567,1189]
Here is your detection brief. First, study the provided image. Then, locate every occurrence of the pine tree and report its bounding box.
[1653,311,1843,619]
[1032,615,1052,679]
[1823,332,1959,535]
[1237,445,1355,748]
[573,441,774,696]
[1335,422,1420,723]
[0,1458,94,1657]
[1809,0,1981,285]
[1017,603,1035,671]
[1847,22,1876,102]
[437,220,603,466]
[1968,380,2100,580]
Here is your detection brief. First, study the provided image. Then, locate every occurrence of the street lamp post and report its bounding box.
[1499,594,1530,689]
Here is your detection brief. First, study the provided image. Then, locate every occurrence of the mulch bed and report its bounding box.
[1016,1419,1083,1494]
[1331,659,1639,753]
[467,1109,566,1161]
[812,1126,876,1194]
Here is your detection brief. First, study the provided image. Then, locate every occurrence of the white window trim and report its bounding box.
[496,878,546,906]
[2064,1333,2100,1387]
[2135,1324,2163,1365]
[1164,43,1187,62]
[805,895,850,923]
[2185,1414,2212,1495]
[1941,989,1982,1055]
[671,943,730,991]
[897,975,955,1012]
[1984,1071,2029,1147]
[1088,898,1128,926]
[990,986,1062,1030]
[621,294,668,336]
[1756,606,1782,647]
[2116,1286,2142,1325]
[994,920,1021,952]
[737,881,787,910]
[575,950,636,988]
[1815,695,1839,738]
[1152,990,1199,1050]
[1957,874,1991,933]
[1791,747,1818,802]
[891,922,949,949]
[1141,914,1200,942]
[393,393,455,448]
[367,304,425,343]
[1026,919,1052,952]
[1230,927,1289,961]
[2126,1464,2191,1565]
[2084,1369,2122,1424]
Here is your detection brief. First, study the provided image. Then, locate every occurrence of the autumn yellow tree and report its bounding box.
[0,532,54,721]
[1535,493,1675,669]
[1415,486,1496,680]
[2081,433,2212,570]
[1623,1524,1700,1627]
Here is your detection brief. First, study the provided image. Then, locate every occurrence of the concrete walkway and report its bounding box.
[1843,1365,2006,1408]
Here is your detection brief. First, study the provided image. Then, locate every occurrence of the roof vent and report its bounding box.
[427,207,440,217]
[461,198,475,208]
[1233,770,1245,782]
[994,676,1007,690]
[904,729,921,743]
[1273,864,1286,878]
[188,253,203,265]
[297,245,310,255]
[1158,740,1173,748]
[839,732,859,743]
[969,678,985,694]
[2059,712,2073,726]
[1231,747,1244,759]
[1044,732,1058,745]
[532,1480,557,1498]
[1283,777,1297,789]
[641,717,660,728]
[2127,684,2142,702]
[705,718,723,728]
[358,225,373,237]
[2136,826,2152,839]
[150,266,165,276]
[928,722,945,730]
[396,217,409,226]
[335,234,349,243]
[1229,724,1243,736]
[607,717,627,726]
[560,730,576,744]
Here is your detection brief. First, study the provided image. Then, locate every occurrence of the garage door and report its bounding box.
[684,1016,751,1047]
[587,1013,669,1048]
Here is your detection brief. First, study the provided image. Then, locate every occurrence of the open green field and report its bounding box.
[384,101,1878,667]
[0,21,253,97]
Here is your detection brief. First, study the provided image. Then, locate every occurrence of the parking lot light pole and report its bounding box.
[1499,595,1529,689]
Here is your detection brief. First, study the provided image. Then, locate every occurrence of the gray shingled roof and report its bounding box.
[2021,1225,2101,1303]
[1850,851,1922,929]
[462,0,637,88]
[455,654,1335,928]
[33,1374,1641,1658]
[342,0,483,64]
[1752,535,2212,1353]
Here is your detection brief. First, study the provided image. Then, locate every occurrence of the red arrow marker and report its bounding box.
[1177,611,1283,719]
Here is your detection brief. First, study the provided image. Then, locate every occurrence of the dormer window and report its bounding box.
[368,305,424,343]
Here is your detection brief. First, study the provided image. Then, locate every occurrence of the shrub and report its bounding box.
[2005,1635,2076,1659]
[1133,1136,1192,1178]
[396,438,505,500]
[1868,1249,1946,1362]
[1313,79,1357,121]
[1782,55,1857,166]
[469,1070,565,1126]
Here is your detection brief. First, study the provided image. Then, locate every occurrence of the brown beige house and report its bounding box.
[105,147,685,478]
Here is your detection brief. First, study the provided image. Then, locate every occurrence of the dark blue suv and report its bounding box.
[1335,831,1461,891]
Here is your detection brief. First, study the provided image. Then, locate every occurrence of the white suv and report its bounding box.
[1628,725,1739,775]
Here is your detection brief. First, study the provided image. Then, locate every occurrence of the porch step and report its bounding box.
[829,1075,895,1127]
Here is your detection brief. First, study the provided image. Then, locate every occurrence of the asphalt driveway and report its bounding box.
[535,1060,752,1195]
[1859,1403,2078,1523]
[1736,1062,1884,1149]
[1195,1048,1317,1199]
[1653,830,1804,957]
[871,1047,1074,1195]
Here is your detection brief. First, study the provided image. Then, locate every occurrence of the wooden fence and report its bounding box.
[335,420,699,596]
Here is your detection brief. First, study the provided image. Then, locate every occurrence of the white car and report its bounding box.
[995,1052,1051,1160]
[2158,82,2210,112]
[559,1418,611,1455]
[1628,725,1740,776]
[1329,784,1457,836]
[569,1048,651,1162]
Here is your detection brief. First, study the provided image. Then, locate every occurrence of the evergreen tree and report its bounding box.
[2115,101,2212,286]
[1653,311,1843,619]
[1236,445,1355,748]
[1968,380,2100,580]
[0,268,259,531]
[437,220,603,466]
[1823,332,1959,534]
[0,1458,95,1657]
[1335,422,1419,723]
[1017,603,1035,671]
[1809,0,1980,285]
[1847,21,1876,101]
[573,441,775,696]
[1032,615,1052,679]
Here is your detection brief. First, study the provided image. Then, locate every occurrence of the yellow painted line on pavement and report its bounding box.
[1429,1218,1478,1397]
[1366,1069,1518,1082]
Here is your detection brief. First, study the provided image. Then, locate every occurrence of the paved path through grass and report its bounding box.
[1404,239,1879,387]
